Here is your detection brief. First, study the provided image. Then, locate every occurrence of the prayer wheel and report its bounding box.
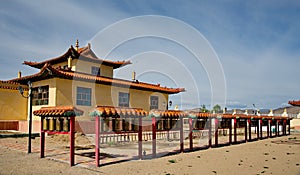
[124,119,130,131]
[56,118,63,131]
[109,117,117,131]
[104,118,109,131]
[49,118,56,131]
[170,118,174,129]
[175,118,180,129]
[157,120,162,130]
[43,117,50,130]
[192,119,196,128]
[115,118,121,131]
[163,118,167,130]
[63,118,70,132]
[133,118,138,131]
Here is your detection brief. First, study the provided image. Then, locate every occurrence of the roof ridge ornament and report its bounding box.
[75,39,79,51]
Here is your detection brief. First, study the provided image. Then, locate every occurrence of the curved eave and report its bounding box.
[23,45,132,70]
[10,64,185,94]
[23,46,78,69]
[0,80,28,90]
[33,106,84,117]
[288,100,300,107]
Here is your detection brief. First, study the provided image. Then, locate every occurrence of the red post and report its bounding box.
[229,119,232,144]
[283,120,287,135]
[208,118,212,148]
[233,118,237,143]
[248,119,251,141]
[244,119,247,142]
[215,118,219,147]
[70,117,75,166]
[270,120,273,137]
[189,118,193,151]
[138,116,142,159]
[267,120,270,138]
[260,119,263,139]
[288,119,291,135]
[152,117,156,158]
[95,116,100,167]
[256,119,259,139]
[180,116,184,153]
[40,116,45,158]
[276,120,279,137]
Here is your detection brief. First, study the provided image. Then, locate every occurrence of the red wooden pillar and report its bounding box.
[288,119,291,135]
[233,118,237,143]
[256,119,259,139]
[244,119,247,142]
[260,119,263,139]
[40,116,45,158]
[189,117,193,151]
[95,115,100,167]
[208,118,212,148]
[180,116,184,153]
[276,120,279,137]
[248,119,251,141]
[152,117,156,158]
[70,117,75,166]
[272,120,274,137]
[284,119,287,135]
[229,118,232,144]
[267,120,270,138]
[138,116,143,159]
[214,118,219,147]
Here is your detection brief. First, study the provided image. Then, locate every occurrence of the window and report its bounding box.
[32,85,49,106]
[76,87,91,106]
[91,66,100,76]
[150,96,159,110]
[118,92,129,107]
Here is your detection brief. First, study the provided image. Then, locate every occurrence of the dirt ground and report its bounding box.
[0,133,300,175]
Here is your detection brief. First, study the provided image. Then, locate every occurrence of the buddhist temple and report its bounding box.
[0,40,185,133]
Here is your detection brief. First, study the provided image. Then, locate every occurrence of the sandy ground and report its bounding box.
[0,133,300,175]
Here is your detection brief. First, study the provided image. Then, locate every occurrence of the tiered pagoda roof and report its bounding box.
[23,43,131,69]
[9,42,185,94]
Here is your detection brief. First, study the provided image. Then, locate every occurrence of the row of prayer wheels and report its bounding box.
[42,117,71,132]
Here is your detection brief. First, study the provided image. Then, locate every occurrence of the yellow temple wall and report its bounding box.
[72,59,113,78]
[54,78,169,118]
[129,89,168,111]
[31,79,57,121]
[52,59,113,78]
[0,88,28,121]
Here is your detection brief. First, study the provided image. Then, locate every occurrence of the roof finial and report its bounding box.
[75,39,79,51]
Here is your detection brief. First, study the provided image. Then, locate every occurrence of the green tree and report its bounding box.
[212,104,221,113]
[200,104,209,112]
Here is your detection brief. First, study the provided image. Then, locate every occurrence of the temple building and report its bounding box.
[0,41,185,133]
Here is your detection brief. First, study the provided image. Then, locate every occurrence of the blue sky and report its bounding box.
[0,0,299,110]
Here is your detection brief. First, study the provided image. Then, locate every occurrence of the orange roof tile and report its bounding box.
[150,110,188,118]
[33,106,83,117]
[90,106,148,117]
[24,44,131,69]
[288,100,300,107]
[0,80,28,91]
[10,64,185,94]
